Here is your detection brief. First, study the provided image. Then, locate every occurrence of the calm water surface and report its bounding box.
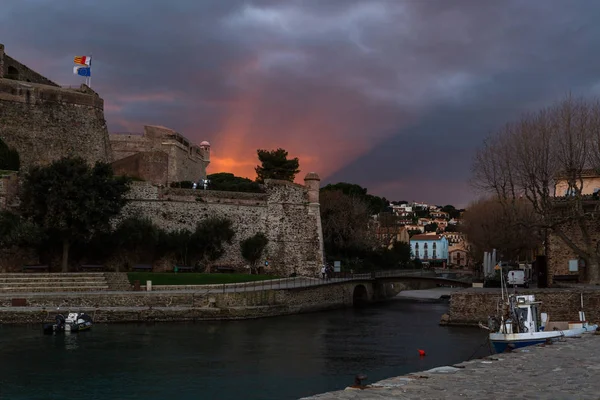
[0,300,489,400]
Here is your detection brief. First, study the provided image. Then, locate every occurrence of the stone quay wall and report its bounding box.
[0,78,113,170]
[120,178,323,277]
[0,281,381,324]
[445,288,600,326]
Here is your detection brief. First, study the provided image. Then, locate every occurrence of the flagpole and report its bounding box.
[88,52,92,89]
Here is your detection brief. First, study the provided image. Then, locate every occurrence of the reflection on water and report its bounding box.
[0,300,489,400]
[63,332,79,351]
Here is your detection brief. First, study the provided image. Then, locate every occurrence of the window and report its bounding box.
[569,259,578,272]
[432,242,437,259]
[423,243,428,259]
[6,65,19,80]
[414,243,419,258]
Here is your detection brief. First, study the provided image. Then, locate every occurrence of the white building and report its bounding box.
[410,234,449,263]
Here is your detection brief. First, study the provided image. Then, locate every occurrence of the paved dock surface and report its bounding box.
[301,334,600,400]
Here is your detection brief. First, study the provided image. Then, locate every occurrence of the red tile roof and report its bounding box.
[411,234,444,241]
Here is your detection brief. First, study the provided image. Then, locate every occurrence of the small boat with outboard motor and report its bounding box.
[43,312,93,335]
[479,269,597,353]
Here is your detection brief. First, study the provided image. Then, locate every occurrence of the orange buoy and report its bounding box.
[418,349,426,356]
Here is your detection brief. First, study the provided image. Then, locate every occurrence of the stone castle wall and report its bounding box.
[0,44,112,170]
[109,125,210,185]
[0,44,59,86]
[111,151,169,185]
[121,178,324,276]
[0,79,112,170]
[0,172,18,210]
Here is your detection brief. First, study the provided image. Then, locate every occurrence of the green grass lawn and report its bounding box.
[127,272,278,285]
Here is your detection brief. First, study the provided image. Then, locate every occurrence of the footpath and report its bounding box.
[301,334,600,400]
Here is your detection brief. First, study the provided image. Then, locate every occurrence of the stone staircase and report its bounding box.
[0,273,110,293]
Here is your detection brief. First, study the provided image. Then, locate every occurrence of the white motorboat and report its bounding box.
[480,272,597,353]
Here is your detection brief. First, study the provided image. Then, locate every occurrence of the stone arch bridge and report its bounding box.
[338,270,471,306]
[269,269,472,308]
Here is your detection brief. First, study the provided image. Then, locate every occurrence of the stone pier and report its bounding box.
[302,334,600,399]
[444,287,600,326]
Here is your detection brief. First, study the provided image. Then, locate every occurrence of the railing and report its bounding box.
[148,269,437,293]
[373,269,434,278]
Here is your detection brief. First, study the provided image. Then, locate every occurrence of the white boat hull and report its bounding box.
[490,324,598,353]
[560,324,598,337]
[490,330,562,352]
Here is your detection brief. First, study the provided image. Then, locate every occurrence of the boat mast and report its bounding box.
[500,265,504,302]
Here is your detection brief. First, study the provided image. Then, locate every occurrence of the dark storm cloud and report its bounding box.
[2,0,600,206]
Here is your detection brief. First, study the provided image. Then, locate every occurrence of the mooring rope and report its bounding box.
[467,335,493,361]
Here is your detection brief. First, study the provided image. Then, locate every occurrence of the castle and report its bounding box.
[0,44,112,169]
[0,44,324,275]
[0,44,209,185]
[110,125,210,186]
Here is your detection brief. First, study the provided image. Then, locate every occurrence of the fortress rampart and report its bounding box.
[0,44,325,278]
[0,44,59,86]
[110,125,210,185]
[0,44,112,169]
[121,176,324,276]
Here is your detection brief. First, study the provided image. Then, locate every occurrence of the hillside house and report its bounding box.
[430,210,449,219]
[449,247,470,267]
[410,234,449,264]
[433,218,449,230]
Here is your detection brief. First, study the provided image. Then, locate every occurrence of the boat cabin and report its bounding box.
[500,295,542,334]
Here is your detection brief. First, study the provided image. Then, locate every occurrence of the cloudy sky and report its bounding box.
[2,0,600,207]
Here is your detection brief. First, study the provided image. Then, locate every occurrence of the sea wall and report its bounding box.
[0,78,112,169]
[445,288,600,326]
[0,280,378,324]
[120,179,323,277]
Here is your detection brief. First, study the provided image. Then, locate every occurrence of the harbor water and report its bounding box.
[0,299,490,400]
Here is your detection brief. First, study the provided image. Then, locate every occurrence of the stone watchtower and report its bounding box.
[304,172,325,266]
[199,141,211,167]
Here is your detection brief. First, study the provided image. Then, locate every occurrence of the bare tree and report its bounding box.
[472,95,600,283]
[320,190,376,256]
[460,197,542,262]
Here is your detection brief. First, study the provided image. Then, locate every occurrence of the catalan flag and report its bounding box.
[74,56,91,66]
